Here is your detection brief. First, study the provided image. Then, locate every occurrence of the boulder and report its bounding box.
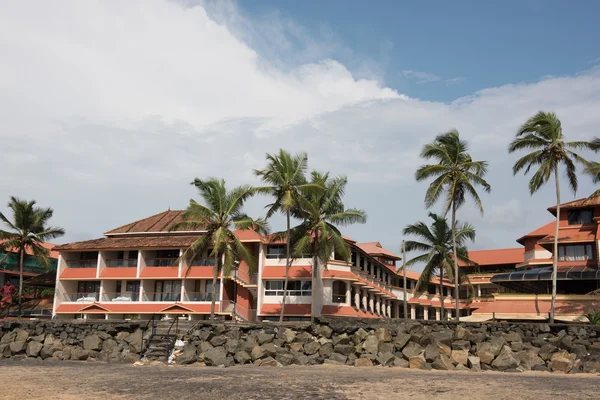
[102,339,118,353]
[316,324,333,339]
[276,352,296,366]
[15,329,30,343]
[70,348,90,361]
[393,333,411,351]
[279,328,296,344]
[352,328,369,345]
[9,341,26,355]
[125,329,143,353]
[204,347,232,367]
[251,345,267,360]
[451,350,468,366]
[550,356,573,373]
[392,357,409,368]
[432,354,454,371]
[362,335,380,355]
[454,326,470,341]
[583,361,600,373]
[319,342,333,357]
[262,343,279,358]
[234,351,251,365]
[83,334,103,351]
[424,344,440,362]
[334,344,355,356]
[30,334,45,343]
[477,337,505,357]
[455,364,470,371]
[376,352,395,366]
[176,346,198,365]
[257,332,275,345]
[294,331,312,344]
[539,344,558,361]
[0,331,16,344]
[375,328,392,342]
[289,342,304,353]
[514,350,545,370]
[0,344,11,359]
[224,339,240,354]
[451,340,470,351]
[435,342,452,357]
[402,342,423,359]
[295,353,311,366]
[491,346,519,371]
[259,357,282,367]
[26,341,43,358]
[354,358,373,367]
[409,354,426,369]
[430,330,454,346]
[468,356,481,372]
[477,351,495,365]
[332,333,351,346]
[209,335,228,347]
[503,332,522,343]
[329,352,348,364]
[303,341,321,355]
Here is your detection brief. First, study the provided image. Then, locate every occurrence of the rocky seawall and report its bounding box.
[2,317,600,373]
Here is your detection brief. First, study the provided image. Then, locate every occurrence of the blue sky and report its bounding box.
[239,0,600,102]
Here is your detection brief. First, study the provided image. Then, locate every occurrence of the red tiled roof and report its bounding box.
[458,248,524,267]
[104,210,194,235]
[54,235,199,251]
[537,228,596,246]
[99,267,137,279]
[547,194,600,214]
[59,268,96,279]
[516,221,555,244]
[233,230,264,242]
[321,305,380,318]
[355,242,401,260]
[259,303,311,316]
[321,270,358,280]
[0,240,59,259]
[261,266,312,279]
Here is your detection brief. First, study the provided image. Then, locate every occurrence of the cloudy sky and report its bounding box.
[1,0,599,260]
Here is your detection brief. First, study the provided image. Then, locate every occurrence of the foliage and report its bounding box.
[587,308,600,325]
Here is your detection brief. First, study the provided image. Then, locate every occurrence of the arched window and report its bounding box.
[332,280,347,303]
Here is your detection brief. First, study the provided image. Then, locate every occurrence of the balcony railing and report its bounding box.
[67,259,98,268]
[102,292,140,302]
[146,258,177,267]
[106,259,138,268]
[142,291,181,302]
[64,292,99,302]
[183,292,220,302]
[189,257,215,267]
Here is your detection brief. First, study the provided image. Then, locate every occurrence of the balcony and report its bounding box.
[142,292,181,302]
[67,259,97,268]
[146,258,177,267]
[189,257,215,267]
[183,292,220,302]
[106,258,137,268]
[64,292,99,302]
[102,292,140,302]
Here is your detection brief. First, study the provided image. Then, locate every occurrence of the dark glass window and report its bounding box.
[567,209,594,225]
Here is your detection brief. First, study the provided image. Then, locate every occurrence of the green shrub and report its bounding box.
[587,308,600,325]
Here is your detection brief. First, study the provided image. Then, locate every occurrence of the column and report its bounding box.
[435,308,441,320]
[369,293,374,313]
[354,287,361,308]
[477,285,482,297]
[410,304,416,320]
[346,282,351,306]
[362,290,368,311]
[387,301,392,318]
[375,296,381,315]
[424,306,429,320]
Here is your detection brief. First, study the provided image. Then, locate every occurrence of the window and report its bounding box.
[125,280,140,301]
[80,252,97,260]
[332,280,347,303]
[153,280,181,301]
[266,245,285,259]
[558,244,594,261]
[367,262,371,275]
[567,209,594,225]
[264,280,312,296]
[427,285,436,295]
[77,281,100,294]
[351,252,357,266]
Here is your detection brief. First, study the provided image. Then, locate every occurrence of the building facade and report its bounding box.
[0,241,58,287]
[52,210,456,321]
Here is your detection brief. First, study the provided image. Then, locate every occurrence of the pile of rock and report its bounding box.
[0,321,144,363]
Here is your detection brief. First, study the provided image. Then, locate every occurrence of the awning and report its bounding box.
[460,314,492,322]
[491,266,600,283]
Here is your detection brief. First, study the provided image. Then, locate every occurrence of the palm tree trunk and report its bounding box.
[452,201,460,321]
[210,253,219,320]
[310,230,319,324]
[18,246,24,317]
[279,211,291,324]
[551,166,560,323]
[439,265,445,321]
[402,240,407,319]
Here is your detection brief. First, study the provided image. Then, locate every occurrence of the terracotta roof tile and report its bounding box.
[104,210,200,235]
[54,235,199,251]
[547,193,600,214]
[537,228,596,246]
[458,248,524,267]
[0,240,59,259]
[516,221,555,244]
[355,242,401,260]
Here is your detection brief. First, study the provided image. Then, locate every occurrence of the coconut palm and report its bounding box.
[172,178,268,320]
[403,212,476,320]
[509,111,593,323]
[416,130,490,320]
[254,150,322,323]
[0,197,65,316]
[289,172,367,322]
[583,137,600,198]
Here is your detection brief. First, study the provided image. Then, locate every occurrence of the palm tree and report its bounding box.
[254,150,321,323]
[509,111,593,322]
[416,130,491,320]
[172,178,268,320]
[290,171,367,322]
[583,137,600,198]
[403,212,476,320]
[0,197,65,316]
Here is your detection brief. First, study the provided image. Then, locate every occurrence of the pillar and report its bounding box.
[477,285,482,298]
[387,302,392,318]
[362,290,368,311]
[436,308,441,320]
[369,293,374,313]
[424,306,429,320]
[375,296,381,315]
[410,304,416,320]
[354,288,361,309]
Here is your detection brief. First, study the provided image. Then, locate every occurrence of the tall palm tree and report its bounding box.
[172,178,268,320]
[254,150,321,323]
[416,130,490,320]
[290,172,367,322]
[583,137,600,198]
[0,197,65,316]
[403,212,476,320]
[509,111,593,322]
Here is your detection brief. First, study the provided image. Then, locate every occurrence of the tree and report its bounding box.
[254,150,322,323]
[403,212,476,320]
[509,112,593,322]
[583,137,600,198]
[416,130,490,320]
[289,172,367,323]
[172,178,268,320]
[0,197,65,316]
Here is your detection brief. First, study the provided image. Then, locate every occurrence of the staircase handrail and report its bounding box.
[141,314,158,355]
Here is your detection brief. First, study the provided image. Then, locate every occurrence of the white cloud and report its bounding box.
[1,0,599,257]
[401,69,441,84]
[445,77,466,85]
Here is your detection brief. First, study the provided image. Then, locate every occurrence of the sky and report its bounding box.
[1,0,599,262]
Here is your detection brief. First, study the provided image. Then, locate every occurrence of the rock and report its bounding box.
[303,341,320,355]
[319,342,333,358]
[363,335,380,355]
[468,356,481,372]
[514,350,544,370]
[532,364,551,372]
[332,333,351,346]
[102,339,118,353]
[491,346,519,371]
[510,342,523,352]
[125,329,143,353]
[276,352,296,366]
[451,340,470,351]
[257,332,275,345]
[251,345,266,360]
[392,357,409,368]
[451,350,468,366]
[259,356,282,367]
[279,328,296,344]
[402,342,423,359]
[9,341,26,355]
[224,339,240,354]
[477,351,495,365]
[354,358,373,367]
[539,344,558,361]
[15,329,29,343]
[198,341,213,354]
[394,333,411,351]
[234,351,251,365]
[352,328,368,345]
[375,328,392,342]
[431,330,454,346]
[583,361,600,373]
[454,325,470,340]
[329,352,348,364]
[0,331,16,344]
[116,332,130,341]
[316,325,333,339]
[334,344,355,356]
[0,344,11,359]
[30,334,45,343]
[204,347,231,367]
[289,342,304,353]
[477,337,505,357]
[503,332,522,343]
[295,353,311,365]
[70,348,90,361]
[455,364,470,371]
[550,352,574,373]
[294,332,312,344]
[26,341,43,357]
[209,335,227,347]
[324,359,344,365]
[424,344,440,362]
[435,342,452,357]
[83,334,103,351]
[262,343,279,358]
[432,354,454,370]
[376,352,395,366]
[409,354,426,369]
[176,346,198,365]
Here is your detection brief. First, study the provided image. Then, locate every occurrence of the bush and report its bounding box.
[587,308,600,325]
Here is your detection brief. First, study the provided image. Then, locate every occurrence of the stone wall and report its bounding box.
[2,317,600,374]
